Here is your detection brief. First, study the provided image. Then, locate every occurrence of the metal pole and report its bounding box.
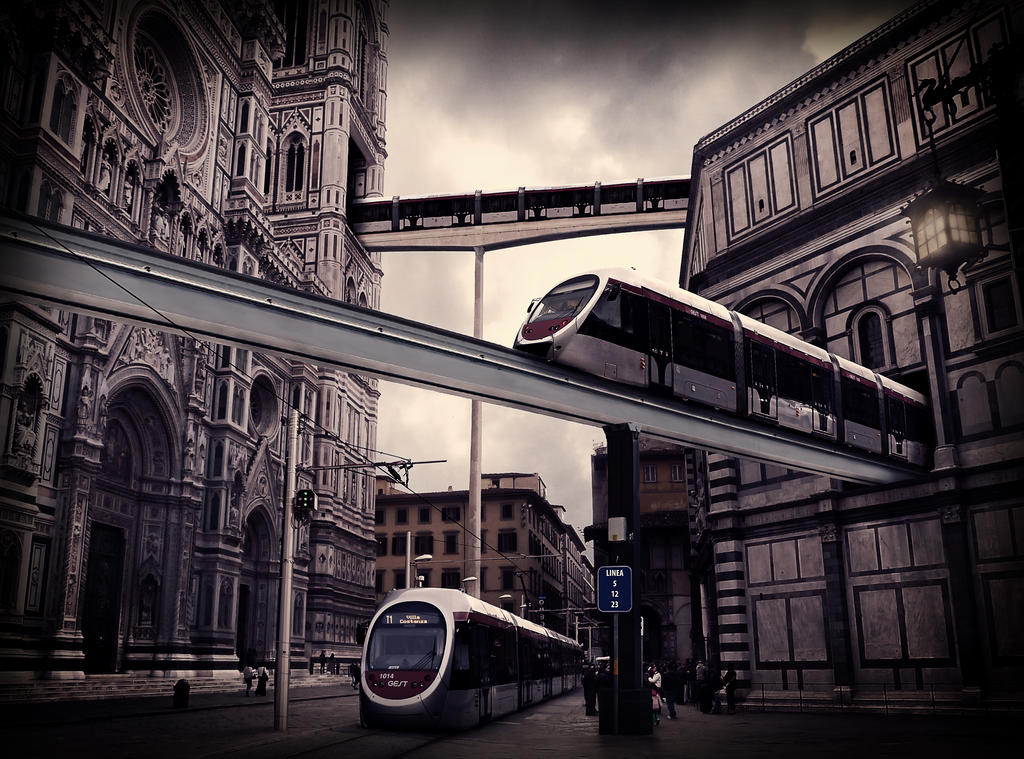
[275,408,298,731]
[613,613,620,735]
[466,246,484,598]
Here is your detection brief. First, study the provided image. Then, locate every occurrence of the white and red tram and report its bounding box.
[359,588,582,730]
[514,269,931,466]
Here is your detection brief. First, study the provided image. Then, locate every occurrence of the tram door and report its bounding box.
[476,626,492,722]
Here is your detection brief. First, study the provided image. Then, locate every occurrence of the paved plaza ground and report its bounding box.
[1,683,1018,759]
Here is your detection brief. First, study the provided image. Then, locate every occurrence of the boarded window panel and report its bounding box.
[748,152,771,223]
[878,524,911,569]
[837,100,864,178]
[903,585,949,659]
[862,85,894,164]
[755,598,790,661]
[790,595,828,661]
[957,374,993,436]
[771,541,798,581]
[726,164,750,235]
[859,588,902,660]
[747,543,771,584]
[769,140,794,211]
[810,115,839,192]
[909,519,944,566]
[988,576,1024,657]
[847,527,878,573]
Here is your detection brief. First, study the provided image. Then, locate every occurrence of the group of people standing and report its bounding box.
[648,660,738,724]
[581,658,738,726]
[241,663,269,697]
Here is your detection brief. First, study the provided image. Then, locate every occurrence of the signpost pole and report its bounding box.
[613,612,620,735]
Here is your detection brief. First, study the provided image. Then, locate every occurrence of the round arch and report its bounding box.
[732,288,809,335]
[807,245,919,332]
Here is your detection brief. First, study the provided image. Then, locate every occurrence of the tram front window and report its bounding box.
[367,602,446,671]
[528,275,599,323]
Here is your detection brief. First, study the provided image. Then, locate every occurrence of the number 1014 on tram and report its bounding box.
[359,588,583,730]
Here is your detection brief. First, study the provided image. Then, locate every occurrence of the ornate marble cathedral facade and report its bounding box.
[681,0,1023,705]
[0,0,390,677]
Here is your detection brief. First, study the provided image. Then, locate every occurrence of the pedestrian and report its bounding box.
[723,665,737,714]
[582,666,598,715]
[319,649,326,674]
[328,653,335,675]
[652,686,662,726]
[696,659,711,713]
[242,663,253,696]
[684,658,695,706]
[255,663,269,696]
[662,661,681,719]
[710,667,724,714]
[349,661,360,689]
[647,663,662,695]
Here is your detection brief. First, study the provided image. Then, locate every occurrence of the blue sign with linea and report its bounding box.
[597,565,632,613]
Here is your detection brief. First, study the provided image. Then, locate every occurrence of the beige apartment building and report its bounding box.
[374,473,594,636]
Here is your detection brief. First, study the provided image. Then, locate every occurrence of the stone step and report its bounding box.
[0,673,341,704]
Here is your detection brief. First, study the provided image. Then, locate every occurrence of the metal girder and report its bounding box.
[0,215,922,484]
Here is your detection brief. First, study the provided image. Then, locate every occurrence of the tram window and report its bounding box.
[672,311,734,379]
[366,602,445,671]
[450,622,476,689]
[777,352,812,403]
[887,396,906,440]
[811,368,834,417]
[748,340,777,397]
[528,276,598,324]
[841,377,880,427]
[579,288,648,353]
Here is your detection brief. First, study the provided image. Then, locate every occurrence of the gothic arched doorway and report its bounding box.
[238,506,276,666]
[82,522,125,672]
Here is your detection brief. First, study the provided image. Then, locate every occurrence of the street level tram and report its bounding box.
[360,588,583,730]
[514,269,931,467]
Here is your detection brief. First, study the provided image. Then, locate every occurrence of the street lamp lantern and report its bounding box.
[903,180,986,292]
[460,576,477,593]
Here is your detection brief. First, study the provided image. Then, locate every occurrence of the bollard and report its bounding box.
[761,684,765,712]
[883,684,888,716]
[173,678,190,708]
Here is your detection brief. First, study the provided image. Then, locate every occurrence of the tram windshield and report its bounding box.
[528,275,599,324]
[366,601,446,671]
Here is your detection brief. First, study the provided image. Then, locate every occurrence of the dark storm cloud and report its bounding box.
[387,0,913,192]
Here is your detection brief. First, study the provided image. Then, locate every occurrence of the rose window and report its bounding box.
[134,41,171,132]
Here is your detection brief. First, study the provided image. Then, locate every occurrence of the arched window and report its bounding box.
[236,143,247,177]
[216,382,229,419]
[80,117,95,175]
[284,135,305,192]
[218,579,233,628]
[957,372,993,437]
[855,310,887,369]
[48,78,76,144]
[292,592,304,636]
[36,181,62,223]
[212,442,224,478]
[206,491,221,531]
[275,0,309,68]
[138,575,159,625]
[263,143,272,194]
[239,101,250,133]
[124,161,140,216]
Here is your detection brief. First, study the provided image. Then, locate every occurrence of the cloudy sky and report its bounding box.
[372,0,911,538]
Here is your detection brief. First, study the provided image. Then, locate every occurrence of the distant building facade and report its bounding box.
[681,0,1022,705]
[0,0,390,677]
[591,438,701,664]
[374,473,595,636]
